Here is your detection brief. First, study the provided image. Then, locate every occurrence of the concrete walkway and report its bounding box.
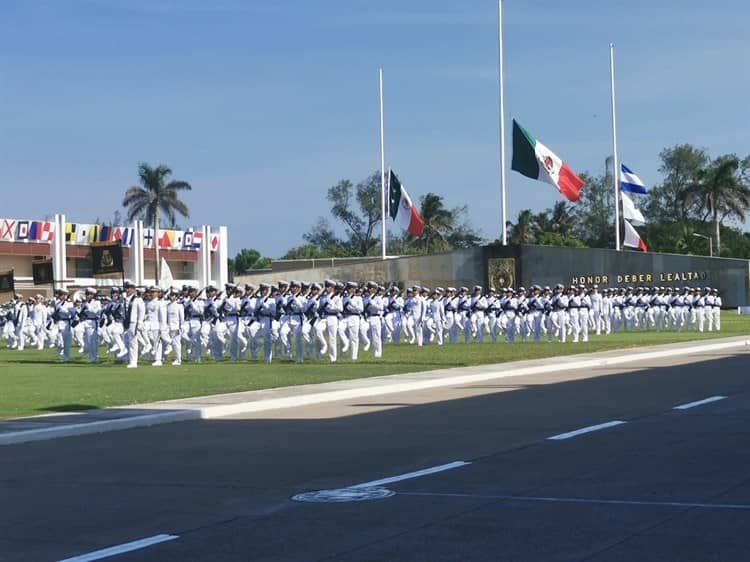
[2,336,748,446]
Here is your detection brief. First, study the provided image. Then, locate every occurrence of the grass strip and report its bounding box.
[1,313,747,419]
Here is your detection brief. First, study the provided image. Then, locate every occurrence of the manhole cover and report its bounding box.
[291,486,395,503]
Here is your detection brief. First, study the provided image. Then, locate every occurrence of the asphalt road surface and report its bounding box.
[2,346,749,562]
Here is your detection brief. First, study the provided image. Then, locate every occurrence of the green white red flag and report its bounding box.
[511,119,585,202]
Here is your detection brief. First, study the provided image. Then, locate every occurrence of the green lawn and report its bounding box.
[1,313,748,419]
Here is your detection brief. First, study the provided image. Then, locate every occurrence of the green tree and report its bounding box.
[643,221,696,255]
[233,248,271,273]
[413,193,453,252]
[574,172,615,248]
[294,173,481,257]
[536,231,586,248]
[508,209,535,244]
[646,144,709,222]
[548,201,576,237]
[301,218,352,257]
[281,244,329,260]
[678,155,750,255]
[717,226,750,259]
[122,163,192,282]
[406,193,482,253]
[228,248,271,280]
[325,172,382,256]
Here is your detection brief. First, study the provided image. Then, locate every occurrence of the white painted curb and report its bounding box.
[2,337,748,446]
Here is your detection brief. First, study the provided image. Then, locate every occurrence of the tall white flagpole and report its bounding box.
[609,43,621,251]
[498,0,508,245]
[379,68,387,260]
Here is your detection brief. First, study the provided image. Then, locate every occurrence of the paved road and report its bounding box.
[2,346,749,561]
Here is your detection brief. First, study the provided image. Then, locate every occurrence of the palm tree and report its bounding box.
[413,193,454,253]
[549,201,576,236]
[508,209,535,244]
[679,156,750,254]
[122,163,192,283]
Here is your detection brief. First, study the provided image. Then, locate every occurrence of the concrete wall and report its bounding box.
[236,245,750,308]
[236,248,485,290]
[271,257,382,273]
[483,245,750,308]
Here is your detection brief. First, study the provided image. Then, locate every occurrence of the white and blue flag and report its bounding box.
[620,164,649,194]
[621,190,646,224]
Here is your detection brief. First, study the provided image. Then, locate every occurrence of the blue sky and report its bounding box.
[1,0,748,257]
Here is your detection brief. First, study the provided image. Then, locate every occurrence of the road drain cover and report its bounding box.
[292,486,395,503]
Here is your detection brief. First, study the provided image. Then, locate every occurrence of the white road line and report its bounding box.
[57,534,178,562]
[349,461,470,489]
[673,396,727,410]
[398,491,750,511]
[547,420,626,441]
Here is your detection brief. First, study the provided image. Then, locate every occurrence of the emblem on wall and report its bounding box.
[488,258,516,289]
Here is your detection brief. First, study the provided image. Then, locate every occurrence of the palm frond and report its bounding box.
[165,180,192,192]
[122,186,149,207]
[125,200,149,222]
[160,193,190,218]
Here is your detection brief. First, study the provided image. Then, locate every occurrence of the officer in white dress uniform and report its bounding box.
[548,284,567,343]
[426,288,446,345]
[317,280,342,362]
[254,283,276,363]
[12,294,28,350]
[282,280,307,362]
[53,288,76,362]
[364,281,385,357]
[711,288,722,331]
[442,287,459,344]
[165,288,185,365]
[203,286,223,361]
[221,283,242,361]
[31,294,48,350]
[341,281,364,360]
[385,287,403,344]
[184,286,204,362]
[123,281,145,368]
[79,287,102,362]
[469,285,488,343]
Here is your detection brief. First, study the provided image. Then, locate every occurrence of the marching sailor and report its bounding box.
[123,281,145,368]
[79,288,102,362]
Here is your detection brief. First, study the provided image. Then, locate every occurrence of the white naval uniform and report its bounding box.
[254,294,276,363]
[283,292,307,362]
[54,298,76,362]
[124,292,145,367]
[426,296,446,345]
[365,293,385,358]
[222,294,242,361]
[166,300,185,364]
[184,297,204,361]
[80,298,102,362]
[342,293,364,360]
[469,294,488,342]
[12,301,28,350]
[32,302,48,350]
[317,290,342,363]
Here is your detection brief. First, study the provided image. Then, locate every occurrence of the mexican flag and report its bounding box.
[511,119,585,202]
[388,170,424,237]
